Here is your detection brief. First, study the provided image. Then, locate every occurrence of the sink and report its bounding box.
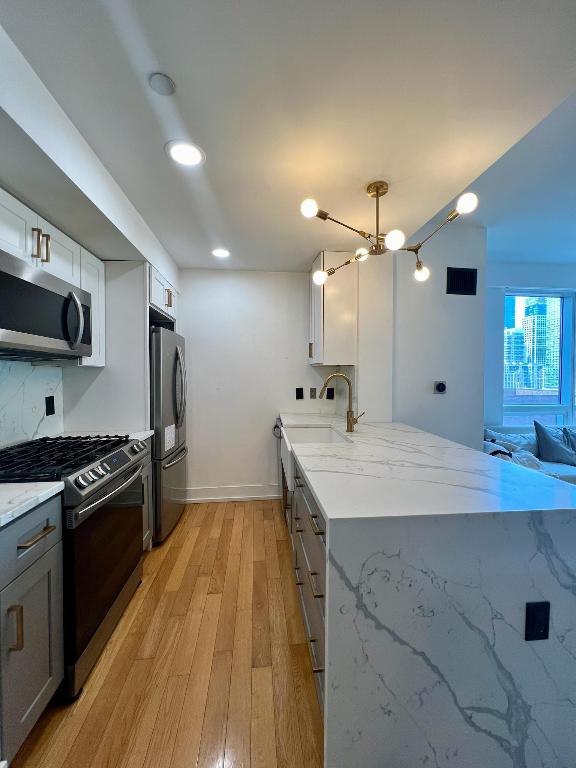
[283,426,351,444]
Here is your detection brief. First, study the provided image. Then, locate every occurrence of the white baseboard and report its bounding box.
[180,484,281,503]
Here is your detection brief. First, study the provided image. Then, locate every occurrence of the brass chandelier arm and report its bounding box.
[403,208,459,253]
[323,214,376,242]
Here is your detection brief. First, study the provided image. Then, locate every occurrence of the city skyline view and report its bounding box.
[503,295,562,411]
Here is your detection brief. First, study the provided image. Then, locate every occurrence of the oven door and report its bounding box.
[63,463,144,695]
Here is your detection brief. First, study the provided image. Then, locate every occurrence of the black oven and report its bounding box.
[62,463,144,697]
[0,248,91,361]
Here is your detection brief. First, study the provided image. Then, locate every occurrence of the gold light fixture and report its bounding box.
[302,181,478,284]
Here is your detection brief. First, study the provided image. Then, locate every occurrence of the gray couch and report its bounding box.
[484,425,576,484]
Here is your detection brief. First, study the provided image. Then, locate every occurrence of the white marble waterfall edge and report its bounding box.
[326,511,576,768]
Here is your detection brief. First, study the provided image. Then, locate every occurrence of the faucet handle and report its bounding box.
[355,411,366,423]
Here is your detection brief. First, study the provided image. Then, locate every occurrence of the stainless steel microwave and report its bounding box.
[0,249,92,360]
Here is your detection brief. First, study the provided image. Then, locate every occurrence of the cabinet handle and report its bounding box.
[41,233,51,263]
[165,288,173,308]
[17,524,57,550]
[307,570,324,599]
[294,566,304,586]
[308,342,314,358]
[309,514,325,536]
[31,227,42,259]
[8,605,24,652]
[295,479,304,488]
[308,638,324,674]
[294,517,304,533]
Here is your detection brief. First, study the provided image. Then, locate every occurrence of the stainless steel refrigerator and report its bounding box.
[150,327,188,542]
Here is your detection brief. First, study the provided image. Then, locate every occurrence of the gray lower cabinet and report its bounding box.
[0,498,64,764]
[291,470,327,711]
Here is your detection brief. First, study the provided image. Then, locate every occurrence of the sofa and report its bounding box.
[484,424,576,485]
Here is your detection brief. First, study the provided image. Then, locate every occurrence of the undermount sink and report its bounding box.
[283,426,351,444]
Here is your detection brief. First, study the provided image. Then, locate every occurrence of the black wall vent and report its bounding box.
[446,267,477,295]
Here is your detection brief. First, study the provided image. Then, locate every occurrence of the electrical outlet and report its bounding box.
[326,387,335,400]
[45,395,55,416]
[525,601,550,641]
[295,387,304,400]
[310,387,317,399]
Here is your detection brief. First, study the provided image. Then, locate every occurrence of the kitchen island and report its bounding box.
[280,414,576,768]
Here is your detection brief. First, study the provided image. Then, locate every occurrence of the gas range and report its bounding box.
[0,434,149,506]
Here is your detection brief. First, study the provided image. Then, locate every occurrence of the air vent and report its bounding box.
[446,267,477,295]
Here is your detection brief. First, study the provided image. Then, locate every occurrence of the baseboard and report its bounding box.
[180,483,281,503]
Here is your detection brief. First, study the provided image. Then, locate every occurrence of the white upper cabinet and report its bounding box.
[37,217,81,285]
[78,249,106,367]
[0,187,38,265]
[309,251,358,366]
[149,265,177,320]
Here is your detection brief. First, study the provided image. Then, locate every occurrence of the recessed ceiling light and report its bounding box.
[212,248,230,258]
[165,140,205,166]
[148,72,176,96]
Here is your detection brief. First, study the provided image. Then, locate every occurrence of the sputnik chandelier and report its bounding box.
[300,181,478,285]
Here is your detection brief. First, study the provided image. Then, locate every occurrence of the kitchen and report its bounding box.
[2,2,576,767]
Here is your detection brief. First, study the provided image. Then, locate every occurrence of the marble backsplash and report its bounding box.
[0,362,63,448]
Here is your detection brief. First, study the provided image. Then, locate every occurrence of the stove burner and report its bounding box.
[0,435,130,482]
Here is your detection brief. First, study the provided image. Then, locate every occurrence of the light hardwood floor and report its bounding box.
[12,500,323,768]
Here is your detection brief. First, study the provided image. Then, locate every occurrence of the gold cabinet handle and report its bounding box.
[307,569,324,599]
[41,233,51,263]
[308,638,324,674]
[294,517,304,533]
[309,514,325,536]
[8,605,24,651]
[17,524,56,550]
[31,227,42,259]
[165,288,173,308]
[294,566,304,586]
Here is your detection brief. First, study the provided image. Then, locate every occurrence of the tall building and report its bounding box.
[504,296,516,329]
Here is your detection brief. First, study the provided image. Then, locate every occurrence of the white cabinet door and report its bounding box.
[309,251,357,366]
[0,188,38,265]
[37,217,81,285]
[78,249,106,367]
[310,253,323,364]
[149,266,177,320]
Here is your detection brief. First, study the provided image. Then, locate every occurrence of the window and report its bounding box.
[503,293,573,426]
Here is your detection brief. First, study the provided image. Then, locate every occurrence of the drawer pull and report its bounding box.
[295,479,304,488]
[294,516,304,533]
[309,514,325,536]
[307,570,324,599]
[17,524,57,550]
[308,638,324,674]
[294,566,304,586]
[8,605,24,652]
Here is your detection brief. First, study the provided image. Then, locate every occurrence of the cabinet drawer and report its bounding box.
[0,496,62,593]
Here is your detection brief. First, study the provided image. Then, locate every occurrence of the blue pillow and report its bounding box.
[534,421,576,466]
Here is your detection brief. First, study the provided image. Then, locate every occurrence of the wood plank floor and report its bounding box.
[12,500,323,768]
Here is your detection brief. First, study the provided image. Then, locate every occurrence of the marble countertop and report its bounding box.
[279,412,576,520]
[0,482,63,529]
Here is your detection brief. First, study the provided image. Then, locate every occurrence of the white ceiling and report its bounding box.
[2,0,576,271]
[462,92,576,264]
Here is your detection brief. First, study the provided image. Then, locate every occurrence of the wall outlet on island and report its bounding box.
[295,387,304,400]
[326,387,334,400]
[310,387,316,399]
[45,395,56,416]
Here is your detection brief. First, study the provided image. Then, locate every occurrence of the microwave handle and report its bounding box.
[70,291,85,350]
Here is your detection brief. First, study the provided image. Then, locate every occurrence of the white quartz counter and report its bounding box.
[279,413,576,519]
[0,481,63,529]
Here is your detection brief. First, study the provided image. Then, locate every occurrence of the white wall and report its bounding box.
[178,270,341,501]
[393,224,486,448]
[484,260,576,425]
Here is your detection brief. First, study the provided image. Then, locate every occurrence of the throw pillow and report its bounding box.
[484,428,538,456]
[483,440,512,458]
[534,421,576,466]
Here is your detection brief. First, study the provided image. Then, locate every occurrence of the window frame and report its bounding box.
[502,290,575,426]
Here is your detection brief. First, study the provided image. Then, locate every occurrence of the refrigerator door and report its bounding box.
[150,328,186,460]
[153,444,188,542]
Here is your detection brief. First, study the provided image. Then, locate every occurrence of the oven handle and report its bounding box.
[163,445,188,470]
[76,464,144,520]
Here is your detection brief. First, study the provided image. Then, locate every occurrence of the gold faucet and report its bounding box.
[319,372,365,433]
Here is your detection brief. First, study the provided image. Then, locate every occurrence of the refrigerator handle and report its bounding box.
[175,345,186,427]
